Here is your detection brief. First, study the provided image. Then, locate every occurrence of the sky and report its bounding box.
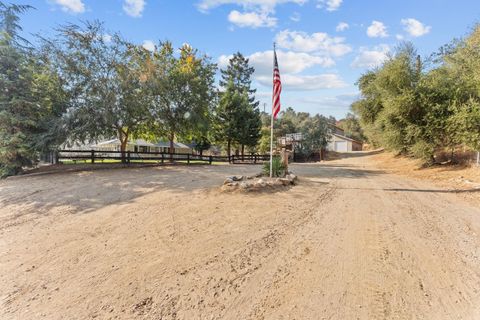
[9,0,480,119]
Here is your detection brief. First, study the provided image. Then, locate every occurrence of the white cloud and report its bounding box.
[300,93,359,108]
[316,0,343,11]
[142,40,155,52]
[396,34,404,40]
[197,0,307,13]
[228,10,277,28]
[367,20,388,38]
[257,73,347,90]
[290,12,301,22]
[401,18,431,37]
[336,22,349,32]
[52,0,85,13]
[351,45,390,69]
[123,0,146,18]
[220,50,335,76]
[275,30,352,56]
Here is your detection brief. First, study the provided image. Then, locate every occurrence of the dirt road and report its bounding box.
[1,154,480,319]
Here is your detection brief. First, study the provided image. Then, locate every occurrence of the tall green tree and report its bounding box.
[353,43,427,156]
[0,2,64,177]
[142,42,216,156]
[217,52,261,155]
[45,21,150,158]
[213,81,249,157]
[219,52,258,108]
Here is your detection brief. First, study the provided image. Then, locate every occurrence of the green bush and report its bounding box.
[263,156,286,177]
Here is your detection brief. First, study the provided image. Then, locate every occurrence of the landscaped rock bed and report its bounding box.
[221,173,298,192]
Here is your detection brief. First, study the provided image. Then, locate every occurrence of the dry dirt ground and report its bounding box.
[1,153,480,319]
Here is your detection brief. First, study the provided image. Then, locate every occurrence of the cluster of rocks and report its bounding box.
[221,173,298,192]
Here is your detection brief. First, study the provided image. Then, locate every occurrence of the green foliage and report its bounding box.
[0,2,64,177]
[192,136,211,155]
[258,107,331,156]
[296,114,330,155]
[213,81,249,155]
[262,156,285,177]
[257,127,272,154]
[215,54,261,155]
[337,113,365,142]
[353,27,480,164]
[45,22,151,153]
[141,42,217,152]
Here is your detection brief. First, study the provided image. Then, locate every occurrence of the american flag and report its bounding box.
[272,48,282,119]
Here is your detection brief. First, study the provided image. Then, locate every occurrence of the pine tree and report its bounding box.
[0,3,40,177]
[219,52,258,108]
[213,81,249,157]
[217,52,261,155]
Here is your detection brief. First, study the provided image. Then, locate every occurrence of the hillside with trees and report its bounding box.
[352,25,480,164]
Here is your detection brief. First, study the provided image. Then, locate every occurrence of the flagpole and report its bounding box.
[270,101,274,178]
[270,43,275,178]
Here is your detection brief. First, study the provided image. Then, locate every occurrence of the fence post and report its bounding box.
[187,154,190,164]
[55,151,59,164]
[91,150,95,164]
[232,155,235,164]
[209,155,212,165]
[127,151,131,164]
[161,153,164,164]
[254,154,257,164]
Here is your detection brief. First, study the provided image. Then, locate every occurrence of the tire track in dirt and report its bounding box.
[142,182,337,320]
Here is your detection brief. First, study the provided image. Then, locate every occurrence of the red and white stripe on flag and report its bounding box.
[272,49,282,119]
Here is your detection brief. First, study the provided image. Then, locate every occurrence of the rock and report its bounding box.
[232,175,244,181]
[239,181,249,189]
[286,174,297,184]
[279,178,291,186]
[256,178,267,187]
[223,178,234,185]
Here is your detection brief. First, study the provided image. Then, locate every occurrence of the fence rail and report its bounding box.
[54,150,271,165]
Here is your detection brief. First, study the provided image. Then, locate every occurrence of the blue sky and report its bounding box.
[10,0,480,119]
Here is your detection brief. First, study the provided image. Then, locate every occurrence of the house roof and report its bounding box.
[155,141,191,148]
[94,139,191,149]
[95,139,157,147]
[332,133,362,144]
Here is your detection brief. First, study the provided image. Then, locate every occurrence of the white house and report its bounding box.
[327,125,363,152]
[88,139,191,153]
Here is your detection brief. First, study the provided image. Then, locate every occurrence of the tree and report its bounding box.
[296,114,330,156]
[337,113,365,142]
[217,52,261,155]
[352,43,427,156]
[219,52,258,108]
[237,104,262,154]
[0,2,42,177]
[45,22,150,159]
[142,42,216,157]
[213,81,249,157]
[192,136,211,156]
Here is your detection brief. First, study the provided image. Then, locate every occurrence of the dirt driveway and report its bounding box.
[1,155,480,319]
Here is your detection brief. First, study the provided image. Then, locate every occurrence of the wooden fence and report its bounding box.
[54,150,270,165]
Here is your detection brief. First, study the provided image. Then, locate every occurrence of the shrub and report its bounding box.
[263,156,286,177]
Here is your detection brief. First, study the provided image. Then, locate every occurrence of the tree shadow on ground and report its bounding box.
[0,165,261,217]
[335,187,480,194]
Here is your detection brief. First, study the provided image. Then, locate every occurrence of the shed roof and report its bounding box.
[332,133,362,144]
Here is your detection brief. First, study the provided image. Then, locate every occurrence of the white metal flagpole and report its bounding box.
[270,105,274,178]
